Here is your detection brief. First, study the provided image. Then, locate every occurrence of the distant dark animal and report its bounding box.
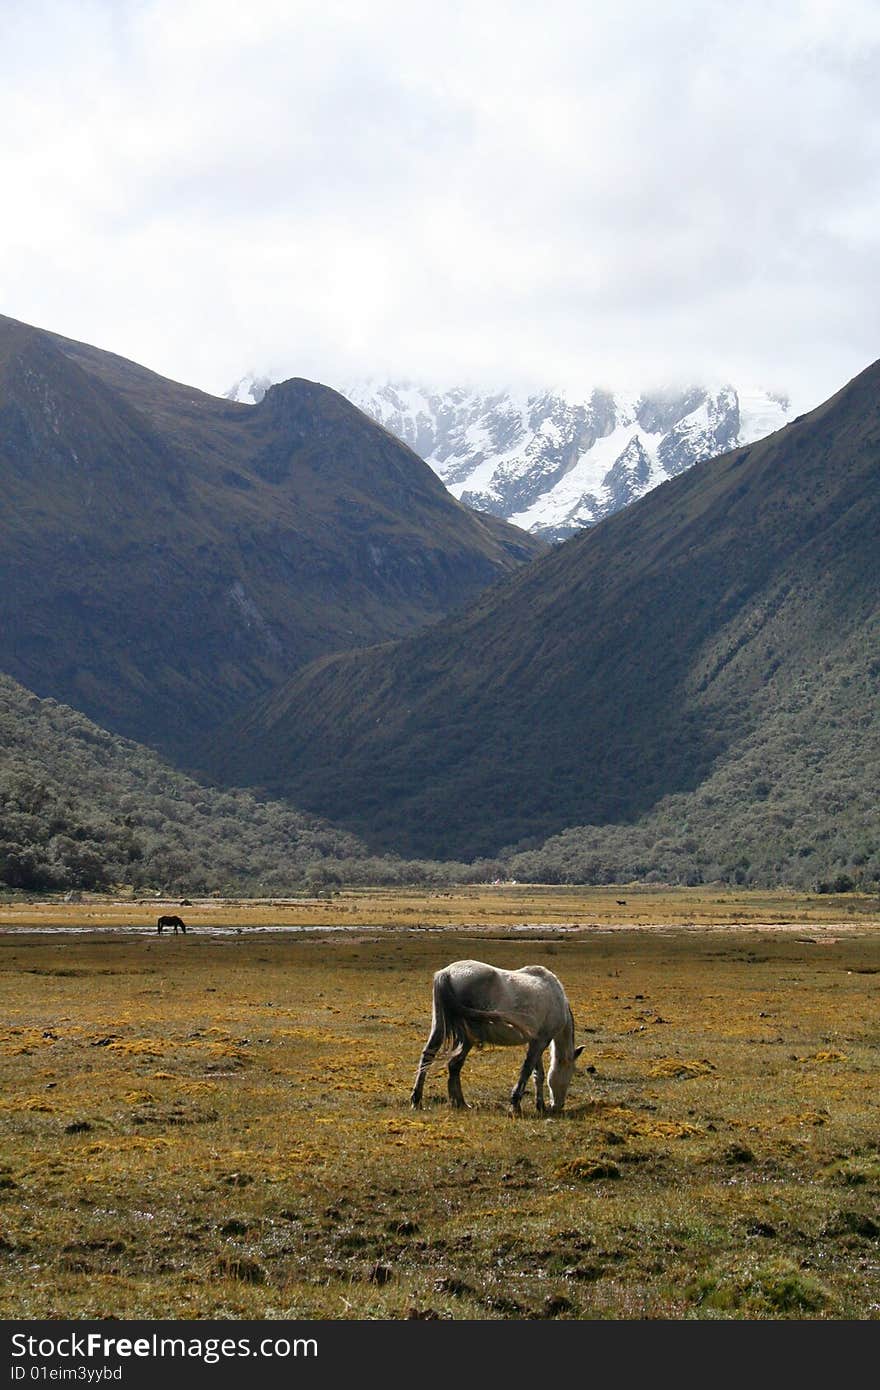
[157,914,187,935]
[410,959,584,1116]
[616,900,627,906]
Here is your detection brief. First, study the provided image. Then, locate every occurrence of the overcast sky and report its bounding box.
[2,0,879,412]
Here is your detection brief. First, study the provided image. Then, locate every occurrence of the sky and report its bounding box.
[2,0,879,414]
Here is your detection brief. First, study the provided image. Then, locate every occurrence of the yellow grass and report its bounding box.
[0,891,878,1319]
[2,881,880,932]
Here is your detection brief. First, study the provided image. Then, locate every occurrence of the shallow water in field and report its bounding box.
[0,920,871,940]
[0,923,351,936]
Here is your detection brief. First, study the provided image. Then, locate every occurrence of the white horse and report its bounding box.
[410,959,584,1115]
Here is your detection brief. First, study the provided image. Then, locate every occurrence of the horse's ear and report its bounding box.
[573,1045,585,1061]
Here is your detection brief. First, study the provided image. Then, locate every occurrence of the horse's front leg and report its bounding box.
[510,1039,545,1116]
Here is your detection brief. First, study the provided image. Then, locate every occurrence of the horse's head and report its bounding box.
[548,1041,585,1114]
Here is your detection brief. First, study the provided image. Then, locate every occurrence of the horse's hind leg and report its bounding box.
[534,1054,546,1114]
[410,1023,444,1109]
[447,1040,472,1109]
[510,1039,546,1116]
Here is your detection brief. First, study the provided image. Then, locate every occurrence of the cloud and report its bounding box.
[1,0,879,411]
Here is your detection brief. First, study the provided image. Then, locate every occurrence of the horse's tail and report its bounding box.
[430,970,468,1061]
[456,1002,531,1041]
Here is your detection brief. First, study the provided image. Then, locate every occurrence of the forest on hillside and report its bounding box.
[505,618,880,893]
[0,675,368,895]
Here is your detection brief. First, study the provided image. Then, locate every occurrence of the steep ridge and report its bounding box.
[208,359,880,860]
[0,315,545,760]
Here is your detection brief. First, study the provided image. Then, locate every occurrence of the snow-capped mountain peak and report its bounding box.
[224,375,792,540]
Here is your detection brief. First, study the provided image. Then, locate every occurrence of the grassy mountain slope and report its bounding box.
[506,605,880,888]
[0,672,371,895]
[206,359,880,865]
[0,314,544,760]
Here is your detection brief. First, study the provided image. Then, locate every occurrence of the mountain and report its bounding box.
[208,357,880,870]
[0,315,545,761]
[227,374,792,540]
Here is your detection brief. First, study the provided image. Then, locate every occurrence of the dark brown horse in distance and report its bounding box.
[157,914,187,934]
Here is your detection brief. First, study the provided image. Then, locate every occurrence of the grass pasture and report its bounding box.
[0,888,879,1320]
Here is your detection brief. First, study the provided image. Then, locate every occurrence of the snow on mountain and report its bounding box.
[226,372,275,405]
[225,375,792,540]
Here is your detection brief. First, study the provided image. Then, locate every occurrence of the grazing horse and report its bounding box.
[157,914,187,935]
[410,959,584,1115]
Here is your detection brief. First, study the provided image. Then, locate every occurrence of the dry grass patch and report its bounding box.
[3,883,880,934]
[647,1058,717,1079]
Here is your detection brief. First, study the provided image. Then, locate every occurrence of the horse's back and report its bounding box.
[442,958,564,994]
[517,964,566,987]
[440,959,569,1037]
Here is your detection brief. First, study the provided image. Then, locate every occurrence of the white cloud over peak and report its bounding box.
[1,0,879,412]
